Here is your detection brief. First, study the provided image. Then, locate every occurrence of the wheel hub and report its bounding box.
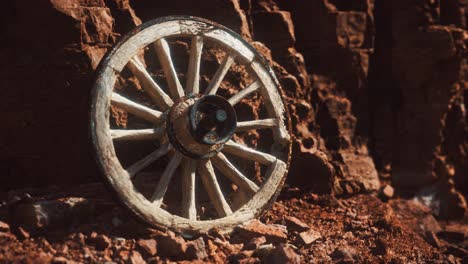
[167,94,237,159]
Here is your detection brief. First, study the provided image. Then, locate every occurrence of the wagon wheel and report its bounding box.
[91,16,291,234]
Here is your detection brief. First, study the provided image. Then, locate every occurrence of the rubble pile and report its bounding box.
[0,184,466,263]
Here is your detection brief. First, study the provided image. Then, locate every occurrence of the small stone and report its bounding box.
[185,237,208,260]
[234,220,288,243]
[0,221,10,232]
[83,247,92,259]
[128,251,146,264]
[379,185,394,202]
[11,197,94,230]
[331,246,356,262]
[229,250,254,262]
[51,256,69,264]
[244,236,267,250]
[238,257,261,264]
[113,237,126,245]
[74,233,86,245]
[263,245,301,264]
[0,232,17,242]
[88,233,111,250]
[156,231,187,258]
[253,244,275,259]
[59,244,69,254]
[117,249,130,261]
[284,216,309,232]
[298,229,321,245]
[137,239,157,256]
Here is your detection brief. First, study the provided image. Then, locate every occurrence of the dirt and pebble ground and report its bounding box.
[0,184,466,263]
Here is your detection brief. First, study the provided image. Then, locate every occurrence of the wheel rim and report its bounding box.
[91,16,291,234]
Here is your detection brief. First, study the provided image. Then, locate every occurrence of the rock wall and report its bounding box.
[0,0,466,217]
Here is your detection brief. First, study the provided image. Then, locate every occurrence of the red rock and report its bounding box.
[81,7,115,44]
[234,220,288,243]
[74,233,86,245]
[284,216,309,232]
[251,10,296,51]
[0,221,10,232]
[11,197,94,230]
[238,257,261,264]
[263,245,301,264]
[88,233,111,250]
[298,229,322,245]
[244,236,267,250]
[252,243,275,259]
[331,246,357,262]
[83,247,93,260]
[156,231,187,258]
[51,256,69,264]
[129,251,146,264]
[117,249,130,261]
[137,238,157,256]
[186,237,208,260]
[379,185,394,201]
[0,232,17,242]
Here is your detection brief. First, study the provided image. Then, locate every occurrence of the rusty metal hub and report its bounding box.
[166,94,237,159]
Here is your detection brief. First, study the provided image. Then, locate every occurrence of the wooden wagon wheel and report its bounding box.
[91,16,291,234]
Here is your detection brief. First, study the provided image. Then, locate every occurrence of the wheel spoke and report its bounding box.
[198,159,233,217]
[228,80,262,106]
[236,118,278,132]
[151,152,183,207]
[223,140,277,165]
[127,143,172,178]
[181,158,197,220]
[127,57,173,110]
[211,153,259,196]
[186,36,203,94]
[111,93,163,124]
[204,54,235,95]
[111,128,164,141]
[154,38,184,99]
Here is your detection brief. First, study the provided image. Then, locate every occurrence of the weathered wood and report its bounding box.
[228,80,261,106]
[127,144,172,178]
[204,55,235,95]
[127,57,173,110]
[181,158,197,220]
[154,38,184,99]
[223,140,277,165]
[251,60,289,143]
[211,153,259,196]
[186,36,203,94]
[151,152,183,207]
[198,160,233,217]
[236,118,277,132]
[111,128,164,141]
[111,93,163,123]
[91,17,291,234]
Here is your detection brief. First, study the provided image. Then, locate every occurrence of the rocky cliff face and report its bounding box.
[0,0,466,218]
